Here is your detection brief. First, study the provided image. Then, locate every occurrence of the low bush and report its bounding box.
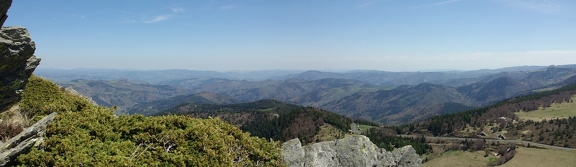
[15,76,282,166]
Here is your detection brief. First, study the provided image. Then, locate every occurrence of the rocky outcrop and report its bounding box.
[0,0,40,112]
[282,135,422,167]
[0,112,57,166]
[0,0,10,27]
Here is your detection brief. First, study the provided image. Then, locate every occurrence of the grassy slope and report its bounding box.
[423,150,493,167]
[425,147,576,167]
[358,124,376,132]
[502,147,576,167]
[312,124,346,142]
[516,96,576,121]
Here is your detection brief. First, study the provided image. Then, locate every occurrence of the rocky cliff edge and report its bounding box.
[0,0,40,112]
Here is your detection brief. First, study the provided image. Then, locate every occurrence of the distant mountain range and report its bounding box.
[39,64,576,125]
[56,79,195,112]
[35,68,304,83]
[36,65,573,85]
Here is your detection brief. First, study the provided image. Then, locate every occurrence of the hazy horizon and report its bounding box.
[35,63,570,73]
[6,0,576,71]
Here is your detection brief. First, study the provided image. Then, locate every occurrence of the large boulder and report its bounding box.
[0,0,40,112]
[282,135,422,167]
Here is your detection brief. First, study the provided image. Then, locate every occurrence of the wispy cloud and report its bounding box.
[122,2,191,24]
[172,7,185,13]
[501,0,562,14]
[71,15,86,19]
[431,0,461,6]
[142,15,172,24]
[359,1,378,8]
[411,0,463,9]
[220,4,237,10]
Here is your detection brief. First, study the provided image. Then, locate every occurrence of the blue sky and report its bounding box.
[5,0,576,71]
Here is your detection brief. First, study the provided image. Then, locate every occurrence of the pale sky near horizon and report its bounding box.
[5,0,576,72]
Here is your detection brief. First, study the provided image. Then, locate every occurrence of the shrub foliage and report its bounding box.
[15,76,282,166]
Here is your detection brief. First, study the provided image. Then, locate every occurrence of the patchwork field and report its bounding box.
[515,97,576,121]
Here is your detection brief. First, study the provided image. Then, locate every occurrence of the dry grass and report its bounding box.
[424,146,576,167]
[502,147,576,167]
[312,123,345,142]
[423,150,494,167]
[0,105,31,141]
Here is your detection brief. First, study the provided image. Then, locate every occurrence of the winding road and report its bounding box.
[399,135,576,151]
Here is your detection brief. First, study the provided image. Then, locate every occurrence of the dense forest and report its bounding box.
[158,98,439,151]
[159,100,353,144]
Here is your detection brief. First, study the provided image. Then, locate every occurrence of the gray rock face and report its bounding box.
[0,1,40,112]
[0,112,57,167]
[282,135,422,167]
[0,0,11,27]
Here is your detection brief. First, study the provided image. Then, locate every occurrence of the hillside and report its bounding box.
[126,92,242,116]
[159,99,354,144]
[457,76,531,104]
[402,80,576,148]
[323,83,475,125]
[57,66,576,126]
[57,79,195,114]
[323,70,576,125]
[0,76,283,166]
[158,77,382,104]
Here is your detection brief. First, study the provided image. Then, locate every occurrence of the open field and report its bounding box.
[358,124,375,132]
[516,97,576,121]
[502,147,576,167]
[423,150,493,167]
[423,146,576,167]
[313,124,345,142]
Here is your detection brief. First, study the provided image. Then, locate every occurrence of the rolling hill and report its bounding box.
[57,79,195,114]
[46,65,576,125]
[158,99,354,144]
[400,80,576,148]
[125,92,243,115]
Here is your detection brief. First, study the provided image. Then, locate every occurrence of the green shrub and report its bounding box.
[19,75,93,118]
[15,77,282,166]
